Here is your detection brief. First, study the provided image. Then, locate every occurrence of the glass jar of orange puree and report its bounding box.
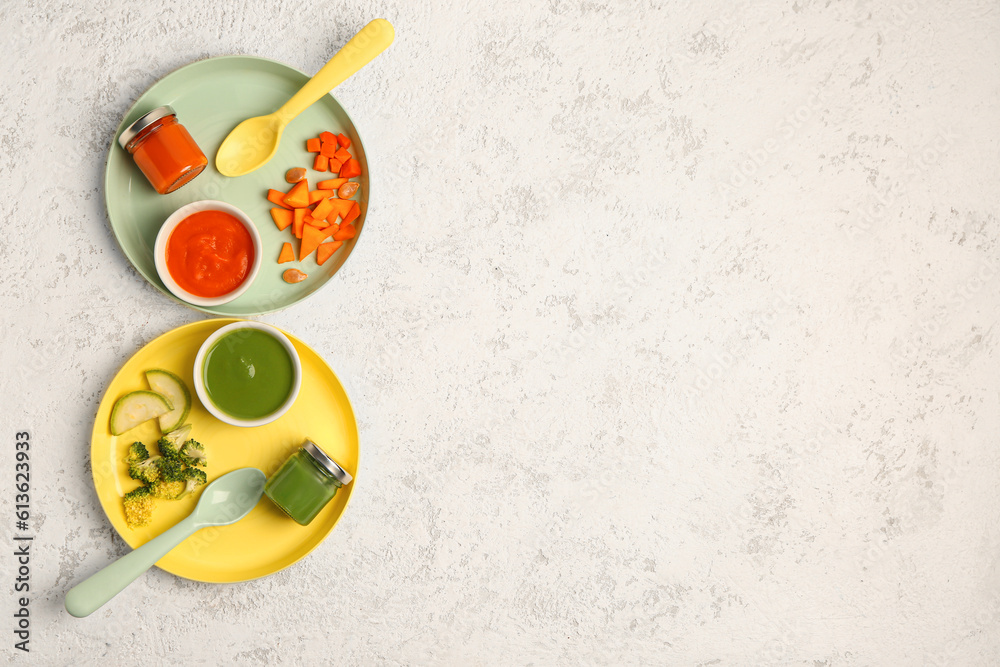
[118,106,207,194]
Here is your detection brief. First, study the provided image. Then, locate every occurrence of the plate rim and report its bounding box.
[89,317,361,583]
[102,54,371,317]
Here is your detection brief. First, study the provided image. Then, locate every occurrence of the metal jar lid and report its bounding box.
[302,439,353,485]
[118,105,176,149]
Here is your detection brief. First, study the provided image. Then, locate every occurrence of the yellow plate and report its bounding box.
[90,318,358,583]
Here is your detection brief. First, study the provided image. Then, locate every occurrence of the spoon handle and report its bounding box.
[276,19,395,123]
[65,515,200,618]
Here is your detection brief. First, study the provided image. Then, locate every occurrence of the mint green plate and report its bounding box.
[105,56,369,316]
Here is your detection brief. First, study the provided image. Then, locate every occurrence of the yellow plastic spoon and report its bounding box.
[215,18,394,177]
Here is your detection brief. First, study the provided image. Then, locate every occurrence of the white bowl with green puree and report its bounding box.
[193,321,302,428]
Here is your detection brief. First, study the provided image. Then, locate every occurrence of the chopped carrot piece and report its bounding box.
[300,223,333,259]
[319,131,336,145]
[286,167,307,183]
[333,147,351,163]
[317,178,348,190]
[320,141,338,158]
[311,197,334,222]
[283,268,307,283]
[278,242,295,264]
[327,159,342,175]
[336,133,351,148]
[333,223,356,241]
[341,201,360,226]
[306,138,321,152]
[270,207,293,231]
[308,190,328,205]
[304,212,331,229]
[339,158,361,179]
[326,198,354,223]
[314,154,328,172]
[283,180,310,208]
[292,208,307,239]
[338,182,359,199]
[268,189,292,209]
[316,241,343,265]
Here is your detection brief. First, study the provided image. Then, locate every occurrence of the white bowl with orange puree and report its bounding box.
[154,200,262,307]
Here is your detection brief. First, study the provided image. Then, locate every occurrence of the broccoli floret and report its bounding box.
[157,456,186,482]
[128,455,162,484]
[121,432,210,520]
[175,467,208,499]
[157,424,192,460]
[184,467,207,485]
[149,479,186,500]
[123,487,154,528]
[124,441,149,466]
[128,454,185,485]
[157,437,183,460]
[179,439,206,467]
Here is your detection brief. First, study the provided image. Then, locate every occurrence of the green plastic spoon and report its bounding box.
[64,468,266,618]
[215,18,395,177]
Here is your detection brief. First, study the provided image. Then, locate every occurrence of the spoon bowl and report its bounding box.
[65,468,266,617]
[216,19,393,177]
[215,115,285,179]
[190,467,267,527]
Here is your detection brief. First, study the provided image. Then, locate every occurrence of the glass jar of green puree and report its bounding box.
[264,440,353,525]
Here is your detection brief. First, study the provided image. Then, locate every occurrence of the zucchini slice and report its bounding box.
[109,391,173,436]
[145,369,192,433]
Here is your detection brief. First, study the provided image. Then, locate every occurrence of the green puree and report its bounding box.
[203,330,294,419]
[264,449,342,525]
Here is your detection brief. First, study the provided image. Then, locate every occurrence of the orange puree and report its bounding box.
[127,114,207,194]
[166,211,254,297]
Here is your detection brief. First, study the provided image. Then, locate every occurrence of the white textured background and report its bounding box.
[1,0,999,664]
